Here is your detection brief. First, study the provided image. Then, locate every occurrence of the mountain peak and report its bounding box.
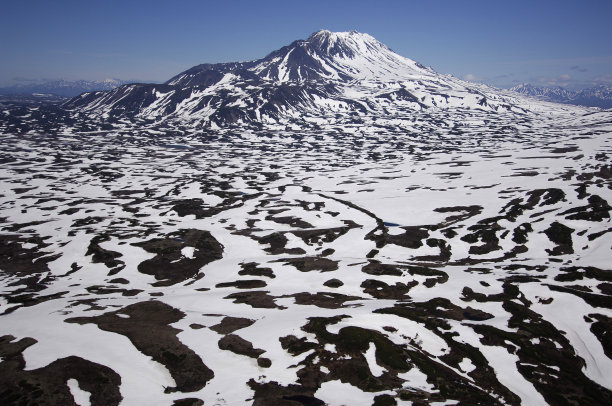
[307,29,371,40]
[305,30,387,58]
[165,30,426,86]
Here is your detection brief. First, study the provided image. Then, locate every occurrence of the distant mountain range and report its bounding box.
[0,78,129,97]
[510,83,612,108]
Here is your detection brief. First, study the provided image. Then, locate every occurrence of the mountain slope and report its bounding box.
[64,31,535,128]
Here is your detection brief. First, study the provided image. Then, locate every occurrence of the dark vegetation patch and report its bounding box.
[413,237,452,261]
[501,188,566,221]
[0,335,122,406]
[279,335,318,356]
[210,317,255,334]
[385,226,429,249]
[507,170,539,177]
[374,302,520,405]
[543,221,574,255]
[239,262,276,278]
[434,205,483,224]
[576,164,612,182]
[85,235,125,275]
[362,260,403,276]
[172,398,204,406]
[218,334,265,358]
[290,221,360,246]
[461,221,502,256]
[372,394,397,406]
[3,220,51,232]
[0,234,67,313]
[598,282,612,295]
[85,285,143,296]
[473,300,612,405]
[66,300,214,393]
[562,194,611,222]
[397,389,445,404]
[462,282,530,305]
[68,298,108,312]
[258,357,272,368]
[282,292,362,309]
[550,146,579,153]
[323,278,344,288]
[512,223,532,244]
[361,261,449,288]
[553,266,612,283]
[320,248,335,256]
[3,290,69,315]
[172,192,260,219]
[275,256,339,272]
[545,284,612,308]
[405,265,449,287]
[300,316,409,392]
[361,279,417,299]
[71,216,107,228]
[108,277,129,284]
[216,279,267,289]
[0,234,54,281]
[224,291,286,309]
[588,226,612,241]
[299,315,515,404]
[376,298,494,324]
[586,313,612,358]
[247,379,325,406]
[265,215,313,229]
[133,228,223,286]
[253,232,306,255]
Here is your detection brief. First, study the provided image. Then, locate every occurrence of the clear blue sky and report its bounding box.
[1,0,611,89]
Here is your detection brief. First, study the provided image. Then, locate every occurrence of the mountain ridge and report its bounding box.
[63,30,540,129]
[511,83,612,108]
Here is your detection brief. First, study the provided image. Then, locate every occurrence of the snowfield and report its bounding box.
[0,30,611,406]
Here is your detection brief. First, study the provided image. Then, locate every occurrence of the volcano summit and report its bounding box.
[0,31,611,406]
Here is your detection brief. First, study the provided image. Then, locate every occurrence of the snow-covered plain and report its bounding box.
[0,105,610,405]
[0,30,611,406]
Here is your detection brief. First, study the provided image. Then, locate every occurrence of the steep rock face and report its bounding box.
[63,30,527,128]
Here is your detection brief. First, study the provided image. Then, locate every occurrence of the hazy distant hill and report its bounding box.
[511,83,612,108]
[0,78,128,97]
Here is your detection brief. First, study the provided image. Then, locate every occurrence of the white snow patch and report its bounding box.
[398,365,435,391]
[364,342,385,377]
[458,357,475,373]
[316,379,376,405]
[181,246,195,259]
[67,379,91,406]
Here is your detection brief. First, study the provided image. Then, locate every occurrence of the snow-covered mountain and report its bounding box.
[0,78,128,97]
[510,83,574,100]
[511,83,612,108]
[63,30,534,129]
